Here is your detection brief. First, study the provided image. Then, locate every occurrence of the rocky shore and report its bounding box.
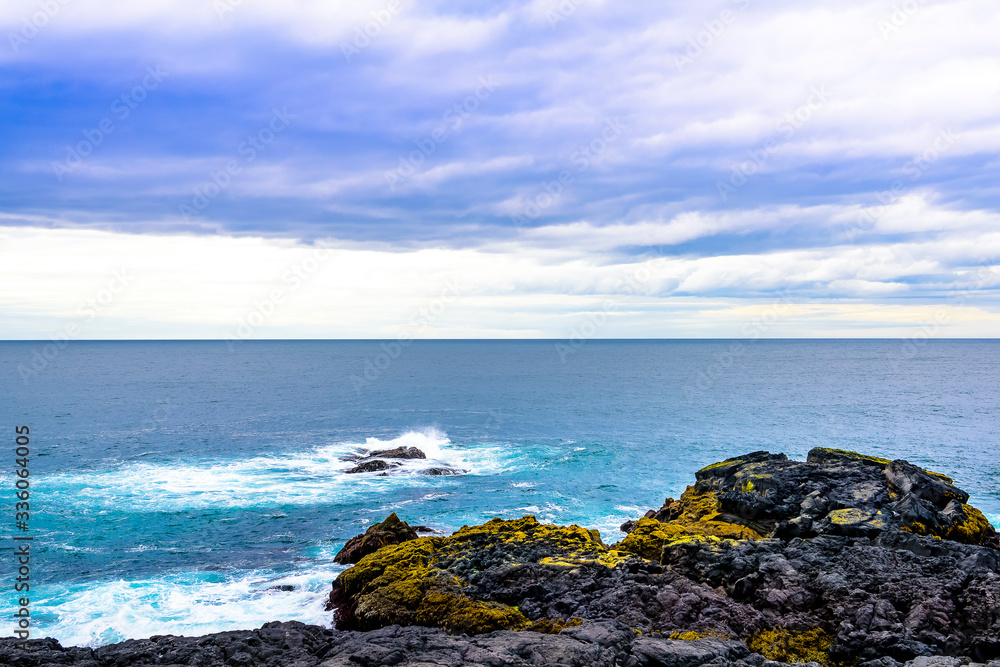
[5,448,1000,667]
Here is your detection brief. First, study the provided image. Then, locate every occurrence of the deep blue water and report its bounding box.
[2,340,999,646]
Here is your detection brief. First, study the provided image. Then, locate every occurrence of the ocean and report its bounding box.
[2,340,998,646]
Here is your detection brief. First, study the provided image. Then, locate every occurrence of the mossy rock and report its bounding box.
[808,447,954,483]
[748,627,833,666]
[616,486,764,561]
[332,515,625,634]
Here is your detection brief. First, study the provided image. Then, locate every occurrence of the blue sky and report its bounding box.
[1,0,999,338]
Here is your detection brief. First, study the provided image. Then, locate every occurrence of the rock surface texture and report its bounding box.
[5,448,999,667]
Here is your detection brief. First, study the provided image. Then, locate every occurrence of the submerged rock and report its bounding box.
[334,512,419,565]
[343,459,398,474]
[422,466,465,476]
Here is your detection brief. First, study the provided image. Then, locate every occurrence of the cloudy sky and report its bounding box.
[1,0,999,338]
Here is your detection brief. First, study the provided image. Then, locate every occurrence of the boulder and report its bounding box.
[343,459,398,474]
[368,446,426,459]
[334,512,419,565]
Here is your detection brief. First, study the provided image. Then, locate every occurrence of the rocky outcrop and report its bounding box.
[325,448,1000,666]
[369,446,427,459]
[333,512,419,565]
[342,446,467,476]
[5,448,999,667]
[343,459,398,474]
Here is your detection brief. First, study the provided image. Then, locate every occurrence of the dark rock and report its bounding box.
[5,449,997,667]
[413,525,439,533]
[422,467,464,476]
[0,620,787,667]
[343,459,398,474]
[265,584,295,592]
[334,512,419,565]
[368,446,426,460]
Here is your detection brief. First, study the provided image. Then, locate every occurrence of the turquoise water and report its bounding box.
[2,340,999,646]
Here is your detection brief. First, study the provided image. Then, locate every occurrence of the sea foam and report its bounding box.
[39,564,340,648]
[40,428,516,512]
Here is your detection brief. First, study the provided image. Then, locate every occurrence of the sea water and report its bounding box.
[2,340,998,646]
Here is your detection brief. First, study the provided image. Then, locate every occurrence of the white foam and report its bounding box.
[988,514,1000,530]
[39,565,342,648]
[40,429,518,512]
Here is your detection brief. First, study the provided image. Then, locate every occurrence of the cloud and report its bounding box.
[2,0,999,337]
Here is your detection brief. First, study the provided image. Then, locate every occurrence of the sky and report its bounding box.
[1,0,999,339]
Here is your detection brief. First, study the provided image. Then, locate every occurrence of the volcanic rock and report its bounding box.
[368,446,426,459]
[325,448,1000,666]
[343,459,398,474]
[334,512,419,565]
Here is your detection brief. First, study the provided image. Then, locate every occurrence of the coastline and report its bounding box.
[7,447,1000,667]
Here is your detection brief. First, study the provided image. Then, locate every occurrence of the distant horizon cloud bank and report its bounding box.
[1,224,997,340]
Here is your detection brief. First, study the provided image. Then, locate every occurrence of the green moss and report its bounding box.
[416,591,529,635]
[334,516,629,634]
[748,628,833,666]
[944,504,994,544]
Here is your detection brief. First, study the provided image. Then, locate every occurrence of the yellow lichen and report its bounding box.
[334,516,638,634]
[669,630,731,641]
[827,508,873,525]
[944,504,994,544]
[616,499,763,561]
[528,617,583,634]
[810,447,954,482]
[748,628,833,666]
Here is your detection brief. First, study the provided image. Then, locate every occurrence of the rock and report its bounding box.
[324,448,999,667]
[334,512,419,565]
[0,620,803,667]
[5,448,998,667]
[368,446,426,460]
[422,467,464,476]
[413,525,440,533]
[265,584,295,592]
[344,459,398,474]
